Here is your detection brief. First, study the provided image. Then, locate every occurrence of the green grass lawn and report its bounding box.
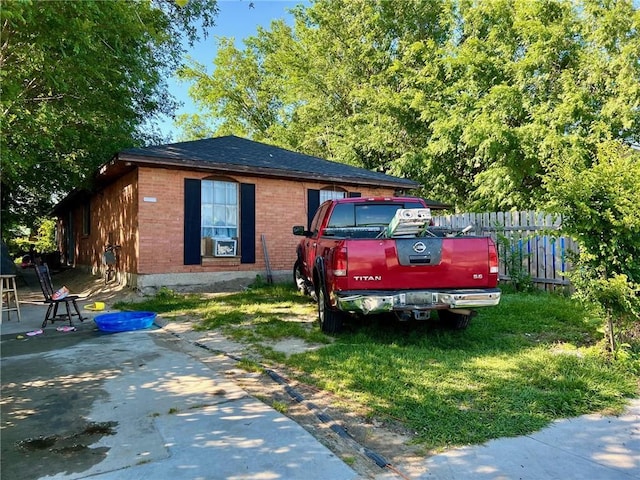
[117,283,639,451]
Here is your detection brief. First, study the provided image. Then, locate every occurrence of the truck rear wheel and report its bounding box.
[439,309,472,330]
[318,287,343,334]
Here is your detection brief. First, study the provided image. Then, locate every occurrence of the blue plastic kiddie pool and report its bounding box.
[94,311,157,332]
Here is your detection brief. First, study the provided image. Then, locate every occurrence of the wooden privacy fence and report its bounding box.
[431,211,579,289]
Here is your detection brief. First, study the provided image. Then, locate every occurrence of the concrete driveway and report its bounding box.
[1,302,357,480]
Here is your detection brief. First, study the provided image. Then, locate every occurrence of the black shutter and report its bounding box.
[240,183,256,264]
[348,191,361,197]
[184,179,202,265]
[307,189,320,230]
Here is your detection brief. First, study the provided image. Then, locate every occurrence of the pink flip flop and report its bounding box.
[56,326,76,332]
[26,329,43,336]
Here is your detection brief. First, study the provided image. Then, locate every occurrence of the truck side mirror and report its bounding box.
[292,226,310,236]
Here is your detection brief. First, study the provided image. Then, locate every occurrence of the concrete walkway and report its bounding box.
[422,401,639,479]
[1,271,638,479]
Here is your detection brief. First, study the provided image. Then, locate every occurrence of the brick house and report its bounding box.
[52,135,426,292]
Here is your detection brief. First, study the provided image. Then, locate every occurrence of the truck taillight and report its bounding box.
[333,246,348,277]
[489,243,499,274]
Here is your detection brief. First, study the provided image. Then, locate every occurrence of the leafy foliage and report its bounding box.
[546,140,640,350]
[547,141,640,283]
[495,231,534,292]
[177,0,639,212]
[0,0,218,238]
[10,217,56,256]
[574,273,640,351]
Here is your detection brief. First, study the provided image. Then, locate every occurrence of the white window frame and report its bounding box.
[320,188,346,203]
[201,179,239,242]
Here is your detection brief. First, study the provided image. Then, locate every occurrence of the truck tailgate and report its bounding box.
[342,237,496,290]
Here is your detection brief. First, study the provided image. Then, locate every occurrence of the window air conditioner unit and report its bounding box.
[213,239,237,257]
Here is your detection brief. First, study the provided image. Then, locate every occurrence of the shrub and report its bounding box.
[496,231,534,292]
[545,140,640,353]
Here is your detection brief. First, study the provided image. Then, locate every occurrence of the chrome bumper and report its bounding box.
[336,289,501,315]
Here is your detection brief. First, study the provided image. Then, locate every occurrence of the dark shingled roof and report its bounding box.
[118,135,419,189]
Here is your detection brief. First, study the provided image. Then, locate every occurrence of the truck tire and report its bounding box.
[439,310,471,330]
[293,260,310,296]
[318,287,343,334]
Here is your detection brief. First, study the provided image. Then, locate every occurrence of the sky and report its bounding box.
[159,0,304,140]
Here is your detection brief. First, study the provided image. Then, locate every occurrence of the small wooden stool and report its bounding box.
[1,274,21,323]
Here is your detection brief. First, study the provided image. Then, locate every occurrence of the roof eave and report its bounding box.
[116,153,419,190]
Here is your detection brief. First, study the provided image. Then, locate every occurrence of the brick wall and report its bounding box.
[61,165,402,289]
[137,166,182,274]
[71,170,138,281]
[136,166,395,276]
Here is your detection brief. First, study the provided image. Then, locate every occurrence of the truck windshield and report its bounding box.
[327,201,424,228]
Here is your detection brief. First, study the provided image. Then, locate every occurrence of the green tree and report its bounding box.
[178,0,456,166]
[1,0,218,238]
[396,0,639,209]
[11,216,56,256]
[178,0,639,211]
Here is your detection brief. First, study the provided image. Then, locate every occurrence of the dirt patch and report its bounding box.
[16,266,138,306]
[270,337,325,355]
[24,269,432,478]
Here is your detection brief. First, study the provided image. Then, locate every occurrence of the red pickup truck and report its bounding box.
[292,196,501,333]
